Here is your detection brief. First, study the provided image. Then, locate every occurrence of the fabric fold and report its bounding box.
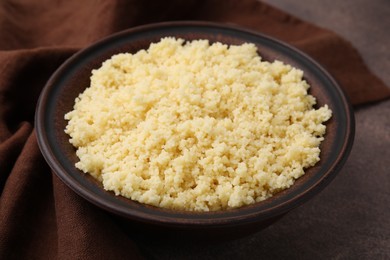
[0,132,57,259]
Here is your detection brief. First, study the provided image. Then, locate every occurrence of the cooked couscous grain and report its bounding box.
[64,38,332,211]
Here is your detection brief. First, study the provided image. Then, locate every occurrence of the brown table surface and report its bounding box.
[137,1,390,259]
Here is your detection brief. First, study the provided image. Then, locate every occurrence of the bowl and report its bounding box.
[35,21,354,240]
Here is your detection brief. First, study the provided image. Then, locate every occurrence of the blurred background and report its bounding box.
[262,0,389,87]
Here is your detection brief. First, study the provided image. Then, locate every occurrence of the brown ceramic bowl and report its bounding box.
[35,21,354,240]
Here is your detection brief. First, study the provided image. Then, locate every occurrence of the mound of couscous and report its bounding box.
[64,38,332,211]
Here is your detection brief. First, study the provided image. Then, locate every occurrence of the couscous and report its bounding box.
[64,38,332,211]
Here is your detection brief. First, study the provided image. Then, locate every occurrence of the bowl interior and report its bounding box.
[36,21,354,227]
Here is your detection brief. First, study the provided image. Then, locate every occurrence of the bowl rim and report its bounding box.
[35,21,355,227]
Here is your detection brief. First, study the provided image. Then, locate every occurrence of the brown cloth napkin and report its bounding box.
[0,0,389,259]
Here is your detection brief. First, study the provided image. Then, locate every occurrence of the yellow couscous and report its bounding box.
[64,38,332,211]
